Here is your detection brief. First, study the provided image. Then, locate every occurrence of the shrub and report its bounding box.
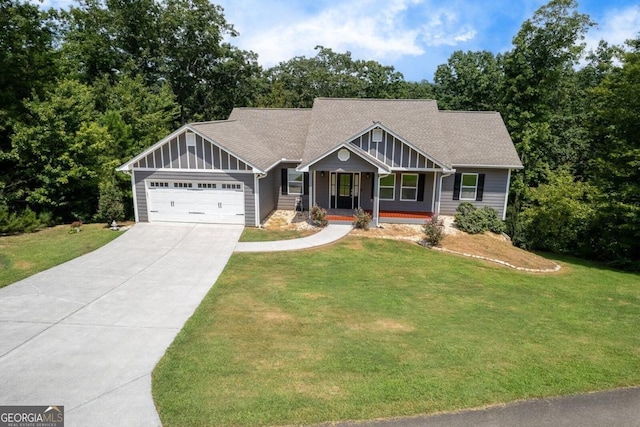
[454,202,505,235]
[422,216,445,247]
[96,179,125,225]
[353,208,372,230]
[310,205,328,227]
[0,206,42,234]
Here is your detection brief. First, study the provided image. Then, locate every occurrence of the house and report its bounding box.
[117,98,523,227]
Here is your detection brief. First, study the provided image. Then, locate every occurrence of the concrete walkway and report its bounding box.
[0,223,243,427]
[234,224,353,252]
[328,387,640,427]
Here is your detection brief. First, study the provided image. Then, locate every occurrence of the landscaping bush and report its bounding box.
[454,202,505,234]
[0,206,42,234]
[96,179,125,225]
[353,208,372,230]
[422,216,444,247]
[310,205,328,227]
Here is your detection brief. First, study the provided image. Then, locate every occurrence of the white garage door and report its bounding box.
[146,180,245,224]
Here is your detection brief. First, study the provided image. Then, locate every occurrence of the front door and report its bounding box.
[337,173,353,209]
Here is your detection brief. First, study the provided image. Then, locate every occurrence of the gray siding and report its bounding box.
[349,129,438,169]
[258,169,277,222]
[440,168,509,218]
[360,172,374,210]
[313,150,378,172]
[276,163,309,211]
[133,131,251,171]
[315,171,330,208]
[132,170,256,226]
[379,172,435,213]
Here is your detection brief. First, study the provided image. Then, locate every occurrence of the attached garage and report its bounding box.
[146,180,245,224]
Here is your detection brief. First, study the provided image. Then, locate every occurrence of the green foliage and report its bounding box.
[422,216,444,247]
[96,179,125,225]
[521,169,595,253]
[0,206,41,234]
[353,208,372,230]
[258,46,406,108]
[455,202,505,235]
[310,205,328,227]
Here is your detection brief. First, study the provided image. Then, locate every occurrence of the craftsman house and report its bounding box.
[118,98,523,226]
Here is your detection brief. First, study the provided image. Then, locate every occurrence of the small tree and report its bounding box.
[310,205,328,227]
[353,208,372,230]
[96,179,125,225]
[422,216,445,247]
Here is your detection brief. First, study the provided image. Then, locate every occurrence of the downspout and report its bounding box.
[502,169,512,221]
[436,171,454,217]
[255,173,267,228]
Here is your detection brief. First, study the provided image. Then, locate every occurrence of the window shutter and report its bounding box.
[303,172,309,195]
[476,174,485,201]
[417,174,426,202]
[281,168,288,195]
[371,175,375,199]
[453,173,461,200]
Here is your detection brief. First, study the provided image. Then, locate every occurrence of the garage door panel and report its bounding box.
[146,181,245,224]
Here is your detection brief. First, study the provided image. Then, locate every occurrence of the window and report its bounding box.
[149,181,168,188]
[221,183,241,190]
[379,174,395,200]
[288,169,303,195]
[197,183,217,189]
[460,173,478,200]
[400,174,418,201]
[173,182,192,188]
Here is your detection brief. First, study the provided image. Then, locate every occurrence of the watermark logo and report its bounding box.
[0,406,64,427]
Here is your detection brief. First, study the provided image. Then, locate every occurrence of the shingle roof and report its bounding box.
[170,98,522,172]
[302,98,451,167]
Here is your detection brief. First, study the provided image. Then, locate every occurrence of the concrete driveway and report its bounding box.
[0,223,243,426]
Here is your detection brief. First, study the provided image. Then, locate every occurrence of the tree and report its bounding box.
[258,46,406,108]
[433,50,503,111]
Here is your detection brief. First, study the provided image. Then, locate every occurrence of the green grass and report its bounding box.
[0,223,123,288]
[153,237,640,426]
[239,227,317,242]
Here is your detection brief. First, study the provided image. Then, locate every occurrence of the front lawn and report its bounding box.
[153,237,640,426]
[0,223,123,288]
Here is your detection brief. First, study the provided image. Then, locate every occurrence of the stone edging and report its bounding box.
[431,246,561,273]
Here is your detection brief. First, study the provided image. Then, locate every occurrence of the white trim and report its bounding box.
[502,169,512,221]
[254,174,261,227]
[129,167,255,174]
[431,171,437,212]
[287,168,304,195]
[460,173,479,201]
[400,173,419,201]
[453,164,523,169]
[379,174,395,201]
[390,167,442,172]
[131,172,139,222]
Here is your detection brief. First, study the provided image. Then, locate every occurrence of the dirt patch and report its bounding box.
[262,210,318,231]
[441,233,559,271]
[349,318,415,333]
[13,260,34,270]
[350,223,424,242]
[263,311,294,322]
[299,292,331,300]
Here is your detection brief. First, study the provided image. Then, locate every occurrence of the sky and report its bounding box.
[35,0,640,82]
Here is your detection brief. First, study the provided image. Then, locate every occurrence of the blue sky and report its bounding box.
[36,0,640,81]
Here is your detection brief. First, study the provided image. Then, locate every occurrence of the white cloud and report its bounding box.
[585,5,640,52]
[219,0,477,68]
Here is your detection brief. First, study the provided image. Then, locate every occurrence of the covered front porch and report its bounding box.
[326,208,433,225]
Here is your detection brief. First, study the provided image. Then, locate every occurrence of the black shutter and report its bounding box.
[476,174,485,201]
[303,172,309,195]
[453,173,461,200]
[281,168,288,195]
[371,175,375,199]
[417,174,426,202]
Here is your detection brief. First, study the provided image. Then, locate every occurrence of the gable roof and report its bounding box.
[120,98,522,173]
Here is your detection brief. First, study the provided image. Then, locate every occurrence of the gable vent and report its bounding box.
[372,128,383,143]
[186,132,196,147]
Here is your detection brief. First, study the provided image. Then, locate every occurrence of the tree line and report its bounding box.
[0,0,637,269]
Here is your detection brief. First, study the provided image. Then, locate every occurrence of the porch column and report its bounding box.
[373,172,380,227]
[434,171,442,216]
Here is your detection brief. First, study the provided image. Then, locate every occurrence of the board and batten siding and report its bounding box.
[312,150,378,173]
[132,131,252,171]
[440,168,510,218]
[132,170,256,226]
[349,129,439,169]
